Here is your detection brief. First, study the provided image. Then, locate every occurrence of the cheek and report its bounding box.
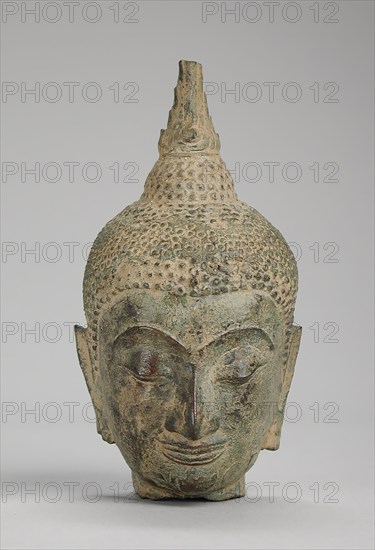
[111,377,174,438]
[218,362,282,430]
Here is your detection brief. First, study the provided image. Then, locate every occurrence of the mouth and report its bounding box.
[158,437,227,466]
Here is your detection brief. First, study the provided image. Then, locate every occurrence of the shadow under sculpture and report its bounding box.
[75,60,301,501]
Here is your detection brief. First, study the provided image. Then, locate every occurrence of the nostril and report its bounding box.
[164,413,178,434]
[164,405,220,440]
[192,414,220,439]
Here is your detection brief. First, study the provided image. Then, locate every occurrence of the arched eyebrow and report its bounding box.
[114,325,188,352]
[114,325,274,353]
[205,327,274,351]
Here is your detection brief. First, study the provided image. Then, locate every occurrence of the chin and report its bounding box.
[145,449,249,495]
[155,467,220,496]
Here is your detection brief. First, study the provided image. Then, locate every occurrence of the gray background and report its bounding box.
[1,1,374,548]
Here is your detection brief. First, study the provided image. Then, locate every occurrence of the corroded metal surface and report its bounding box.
[75,60,301,501]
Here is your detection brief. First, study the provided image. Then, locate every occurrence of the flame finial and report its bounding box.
[158,60,221,156]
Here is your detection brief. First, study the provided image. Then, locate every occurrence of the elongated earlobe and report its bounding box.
[74,325,115,444]
[262,325,302,450]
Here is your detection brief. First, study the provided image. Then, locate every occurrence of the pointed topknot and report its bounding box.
[158,60,221,156]
[140,60,237,205]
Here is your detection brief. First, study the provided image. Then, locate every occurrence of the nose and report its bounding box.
[164,363,219,440]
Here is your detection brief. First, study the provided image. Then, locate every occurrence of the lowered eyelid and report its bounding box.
[217,359,269,384]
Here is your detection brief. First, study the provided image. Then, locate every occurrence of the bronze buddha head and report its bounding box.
[75,60,301,500]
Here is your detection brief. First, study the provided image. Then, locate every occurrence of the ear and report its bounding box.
[74,325,115,444]
[261,325,302,451]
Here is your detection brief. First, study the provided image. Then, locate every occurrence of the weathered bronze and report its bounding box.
[75,60,301,500]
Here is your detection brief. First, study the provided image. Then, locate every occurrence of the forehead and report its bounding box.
[99,289,283,349]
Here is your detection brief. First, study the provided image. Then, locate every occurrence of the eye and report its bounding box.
[218,348,268,385]
[126,350,160,381]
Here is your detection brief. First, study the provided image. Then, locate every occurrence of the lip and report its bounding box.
[158,437,227,466]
